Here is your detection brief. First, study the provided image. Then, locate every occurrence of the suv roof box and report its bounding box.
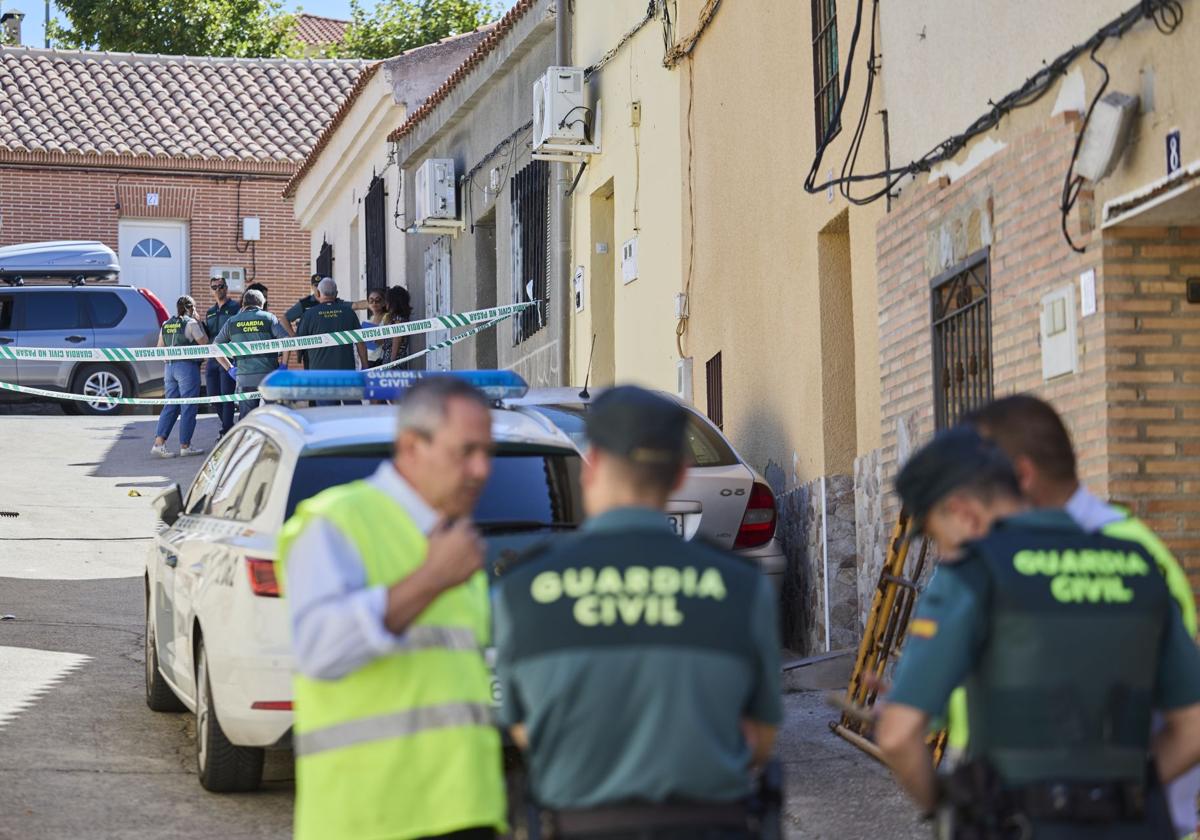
[0,240,120,284]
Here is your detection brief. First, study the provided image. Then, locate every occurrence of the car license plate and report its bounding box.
[667,515,685,537]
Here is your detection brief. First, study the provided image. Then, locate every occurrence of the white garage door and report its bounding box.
[118,221,188,307]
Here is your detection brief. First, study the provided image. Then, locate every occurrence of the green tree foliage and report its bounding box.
[336,0,502,60]
[48,0,301,57]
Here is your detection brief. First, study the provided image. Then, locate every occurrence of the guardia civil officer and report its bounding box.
[297,278,366,406]
[212,289,287,420]
[283,273,322,368]
[876,427,1200,839]
[278,376,505,840]
[150,295,207,458]
[203,276,240,438]
[494,386,782,839]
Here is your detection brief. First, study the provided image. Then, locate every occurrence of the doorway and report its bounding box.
[118,220,188,305]
[588,180,616,387]
[424,237,452,372]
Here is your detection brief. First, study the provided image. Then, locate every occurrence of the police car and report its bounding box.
[144,370,584,792]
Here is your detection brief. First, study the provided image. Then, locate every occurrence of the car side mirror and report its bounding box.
[154,484,183,527]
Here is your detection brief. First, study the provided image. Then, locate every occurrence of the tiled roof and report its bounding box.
[0,47,368,173]
[386,0,538,144]
[284,26,495,198]
[295,14,349,46]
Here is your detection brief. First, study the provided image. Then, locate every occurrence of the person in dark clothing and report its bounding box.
[378,285,414,368]
[203,276,240,437]
[495,386,782,840]
[876,426,1200,839]
[297,277,367,406]
[284,274,322,368]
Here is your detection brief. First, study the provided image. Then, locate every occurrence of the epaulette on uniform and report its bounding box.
[492,540,555,579]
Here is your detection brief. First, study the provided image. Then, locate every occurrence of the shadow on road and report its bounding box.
[84,415,220,491]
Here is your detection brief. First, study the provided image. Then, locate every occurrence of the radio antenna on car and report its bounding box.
[579,334,597,400]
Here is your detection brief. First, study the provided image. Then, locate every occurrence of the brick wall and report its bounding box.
[0,166,312,310]
[1103,226,1200,581]
[876,111,1200,593]
[877,114,1105,513]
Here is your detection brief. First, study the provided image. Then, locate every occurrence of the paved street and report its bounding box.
[0,405,922,840]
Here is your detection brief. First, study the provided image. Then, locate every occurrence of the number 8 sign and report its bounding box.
[1167,130,1182,177]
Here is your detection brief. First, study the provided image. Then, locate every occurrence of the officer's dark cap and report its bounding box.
[895,426,1014,535]
[586,386,688,466]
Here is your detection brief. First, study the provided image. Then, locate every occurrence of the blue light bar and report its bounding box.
[258,369,529,403]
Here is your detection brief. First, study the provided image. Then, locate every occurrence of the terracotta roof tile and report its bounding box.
[295,13,349,47]
[0,47,367,171]
[386,0,538,144]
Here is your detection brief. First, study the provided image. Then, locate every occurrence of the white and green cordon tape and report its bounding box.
[0,308,518,407]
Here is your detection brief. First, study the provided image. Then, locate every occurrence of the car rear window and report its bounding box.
[86,292,127,328]
[284,444,584,526]
[529,404,739,468]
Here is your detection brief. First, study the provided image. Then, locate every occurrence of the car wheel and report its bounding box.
[145,592,185,712]
[73,364,131,416]
[196,639,264,792]
[59,401,81,416]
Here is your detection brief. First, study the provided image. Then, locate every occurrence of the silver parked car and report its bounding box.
[507,387,786,586]
[0,242,169,414]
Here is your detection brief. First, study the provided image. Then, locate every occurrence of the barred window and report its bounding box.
[812,0,841,146]
[511,160,550,344]
[931,250,993,429]
[706,352,724,431]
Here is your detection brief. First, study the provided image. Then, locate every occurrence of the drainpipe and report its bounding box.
[553,0,572,385]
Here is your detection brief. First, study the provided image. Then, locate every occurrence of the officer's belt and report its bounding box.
[1011,779,1148,823]
[547,800,746,835]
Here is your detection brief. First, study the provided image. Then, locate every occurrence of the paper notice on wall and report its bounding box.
[1080,269,1097,317]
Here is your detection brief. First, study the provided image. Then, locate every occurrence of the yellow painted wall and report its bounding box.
[569,1,684,393]
[676,0,884,487]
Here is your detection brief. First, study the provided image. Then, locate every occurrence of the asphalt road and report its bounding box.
[0,404,924,840]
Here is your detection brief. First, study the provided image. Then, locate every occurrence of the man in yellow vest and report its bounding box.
[278,376,506,840]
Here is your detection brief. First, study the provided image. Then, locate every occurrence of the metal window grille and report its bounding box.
[706,352,724,431]
[811,0,841,146]
[365,176,387,292]
[315,240,333,277]
[931,249,993,430]
[511,160,550,344]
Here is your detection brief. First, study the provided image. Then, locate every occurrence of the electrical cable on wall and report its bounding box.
[1060,44,1111,253]
[805,0,1185,225]
[663,0,722,68]
[232,176,256,280]
[586,0,657,80]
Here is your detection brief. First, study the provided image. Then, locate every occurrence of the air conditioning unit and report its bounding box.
[414,158,457,224]
[533,66,587,150]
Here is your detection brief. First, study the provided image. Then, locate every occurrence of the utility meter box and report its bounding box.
[414,158,457,224]
[533,66,587,149]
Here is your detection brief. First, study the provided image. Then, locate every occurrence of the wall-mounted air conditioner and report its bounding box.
[414,158,457,225]
[534,66,588,150]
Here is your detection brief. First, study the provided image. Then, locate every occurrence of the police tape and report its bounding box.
[0,316,509,406]
[0,301,533,364]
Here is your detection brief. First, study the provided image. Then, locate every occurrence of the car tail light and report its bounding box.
[251,701,292,711]
[734,482,777,549]
[246,558,280,597]
[138,288,170,326]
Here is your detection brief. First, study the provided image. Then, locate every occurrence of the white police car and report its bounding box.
[144,370,584,792]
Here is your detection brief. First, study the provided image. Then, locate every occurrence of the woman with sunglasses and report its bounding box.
[377,286,413,369]
[362,290,387,367]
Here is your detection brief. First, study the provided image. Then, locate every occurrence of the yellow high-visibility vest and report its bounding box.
[278,480,505,840]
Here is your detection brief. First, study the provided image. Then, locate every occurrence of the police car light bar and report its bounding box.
[258,369,529,403]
